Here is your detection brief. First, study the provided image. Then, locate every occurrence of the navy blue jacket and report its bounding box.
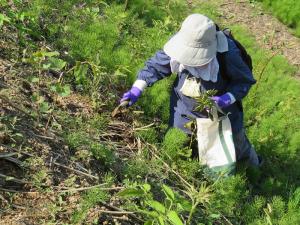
[137,37,256,134]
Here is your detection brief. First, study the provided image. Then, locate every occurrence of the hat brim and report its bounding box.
[163,33,217,67]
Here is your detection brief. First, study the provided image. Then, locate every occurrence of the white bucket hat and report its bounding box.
[164,14,228,66]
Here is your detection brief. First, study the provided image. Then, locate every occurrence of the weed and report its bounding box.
[118,183,187,225]
[71,188,109,224]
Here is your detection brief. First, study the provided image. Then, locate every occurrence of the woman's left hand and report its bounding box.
[211,93,235,108]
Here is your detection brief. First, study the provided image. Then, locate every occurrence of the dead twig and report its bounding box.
[11,204,26,210]
[0,152,18,158]
[0,144,34,157]
[0,185,123,195]
[101,202,143,223]
[57,185,124,193]
[98,209,134,215]
[133,123,155,131]
[52,161,98,180]
[26,129,56,140]
[0,173,30,184]
[0,188,39,194]
[222,214,234,225]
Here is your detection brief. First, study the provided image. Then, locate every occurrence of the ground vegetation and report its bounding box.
[0,0,299,224]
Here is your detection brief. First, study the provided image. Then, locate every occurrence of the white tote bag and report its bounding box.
[196,106,236,175]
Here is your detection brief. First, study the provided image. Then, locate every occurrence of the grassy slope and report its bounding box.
[256,0,300,37]
[0,0,299,224]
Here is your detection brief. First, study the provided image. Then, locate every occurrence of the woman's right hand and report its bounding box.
[120,87,142,106]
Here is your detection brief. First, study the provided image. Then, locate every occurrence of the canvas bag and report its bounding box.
[196,106,236,175]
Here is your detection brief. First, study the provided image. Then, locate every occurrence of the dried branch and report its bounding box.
[0,143,34,157]
[98,209,134,215]
[133,123,155,131]
[52,161,98,180]
[57,185,124,193]
[101,202,143,223]
[0,184,123,194]
[0,152,18,158]
[0,173,30,184]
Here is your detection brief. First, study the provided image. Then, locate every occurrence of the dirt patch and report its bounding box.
[218,0,300,76]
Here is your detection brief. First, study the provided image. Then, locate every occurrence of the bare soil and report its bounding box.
[218,0,300,76]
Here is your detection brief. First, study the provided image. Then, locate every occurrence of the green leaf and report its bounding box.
[31,77,39,83]
[158,216,165,225]
[91,7,100,13]
[176,197,192,211]
[40,102,51,113]
[162,184,175,201]
[144,220,154,225]
[146,200,166,214]
[50,85,57,92]
[138,209,160,218]
[47,57,66,71]
[51,84,71,97]
[13,133,23,138]
[31,93,39,102]
[117,188,145,198]
[142,183,151,193]
[73,63,89,85]
[43,51,60,57]
[165,198,172,209]
[167,211,184,225]
[0,13,10,27]
[42,63,51,70]
[61,85,71,97]
[209,214,221,219]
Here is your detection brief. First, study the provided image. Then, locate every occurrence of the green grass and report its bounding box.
[231,26,300,193]
[256,0,300,36]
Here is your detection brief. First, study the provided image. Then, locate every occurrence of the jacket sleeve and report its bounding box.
[225,40,256,101]
[137,50,172,86]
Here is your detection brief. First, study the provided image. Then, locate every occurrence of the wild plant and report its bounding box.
[22,50,69,126]
[118,182,199,225]
[193,90,218,113]
[0,13,10,27]
[71,188,109,224]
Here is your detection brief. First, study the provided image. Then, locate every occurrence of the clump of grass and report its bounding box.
[71,188,109,224]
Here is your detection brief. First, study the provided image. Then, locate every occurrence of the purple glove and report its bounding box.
[120,87,142,106]
[211,93,233,108]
